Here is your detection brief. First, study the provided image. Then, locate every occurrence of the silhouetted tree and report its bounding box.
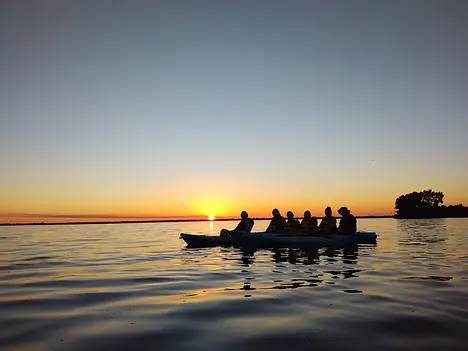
[419,189,444,208]
[395,190,468,218]
[395,191,423,215]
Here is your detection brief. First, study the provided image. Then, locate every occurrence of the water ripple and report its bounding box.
[0,219,467,351]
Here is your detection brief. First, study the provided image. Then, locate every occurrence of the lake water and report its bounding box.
[1,218,467,351]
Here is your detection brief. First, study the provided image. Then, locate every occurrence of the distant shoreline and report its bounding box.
[0,215,396,227]
[393,215,468,219]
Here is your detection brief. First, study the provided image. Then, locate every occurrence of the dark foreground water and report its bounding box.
[1,218,467,351]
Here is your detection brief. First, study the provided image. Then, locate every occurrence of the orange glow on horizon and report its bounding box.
[2,176,467,224]
[1,205,395,224]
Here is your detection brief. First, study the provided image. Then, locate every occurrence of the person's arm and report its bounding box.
[246,219,254,232]
[280,217,287,232]
[336,220,343,234]
[295,219,301,234]
[311,218,318,234]
[233,221,244,232]
[318,219,324,229]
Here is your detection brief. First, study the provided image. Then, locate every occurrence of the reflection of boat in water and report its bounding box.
[180,231,377,248]
[224,244,372,293]
[262,244,368,266]
[180,242,377,295]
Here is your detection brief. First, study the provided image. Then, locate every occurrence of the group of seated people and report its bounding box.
[221,207,357,237]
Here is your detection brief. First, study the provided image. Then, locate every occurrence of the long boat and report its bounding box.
[180,231,377,248]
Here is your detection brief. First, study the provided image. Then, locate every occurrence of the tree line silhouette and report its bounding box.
[394,189,468,218]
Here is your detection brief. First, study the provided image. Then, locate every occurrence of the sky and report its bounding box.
[1,1,467,223]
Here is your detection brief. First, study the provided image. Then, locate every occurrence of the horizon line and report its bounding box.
[0,212,392,220]
[0,215,397,227]
[0,213,209,219]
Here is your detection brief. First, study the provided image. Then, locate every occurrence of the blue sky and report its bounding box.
[1,1,467,221]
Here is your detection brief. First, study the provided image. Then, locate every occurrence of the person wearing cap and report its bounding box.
[285,211,301,235]
[318,206,337,234]
[300,210,318,235]
[337,207,357,235]
[220,211,254,236]
[266,208,287,233]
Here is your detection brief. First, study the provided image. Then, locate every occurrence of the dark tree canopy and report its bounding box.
[395,190,468,218]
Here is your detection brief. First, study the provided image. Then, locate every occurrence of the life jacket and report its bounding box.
[319,216,337,234]
[268,215,286,232]
[234,218,254,232]
[286,218,300,233]
[301,217,318,234]
[338,214,356,234]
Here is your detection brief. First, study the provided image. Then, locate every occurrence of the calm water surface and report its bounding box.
[1,218,467,351]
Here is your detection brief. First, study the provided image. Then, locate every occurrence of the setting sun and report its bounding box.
[208,215,215,221]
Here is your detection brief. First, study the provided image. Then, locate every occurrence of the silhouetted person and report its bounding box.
[318,206,337,235]
[285,211,301,235]
[220,210,254,236]
[337,207,357,235]
[234,211,255,232]
[300,210,318,236]
[266,208,287,233]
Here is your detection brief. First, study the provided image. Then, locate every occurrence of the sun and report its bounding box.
[208,215,215,221]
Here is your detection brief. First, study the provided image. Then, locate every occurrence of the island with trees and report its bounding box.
[394,189,468,219]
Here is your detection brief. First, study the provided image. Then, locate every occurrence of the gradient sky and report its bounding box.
[1,1,467,223]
